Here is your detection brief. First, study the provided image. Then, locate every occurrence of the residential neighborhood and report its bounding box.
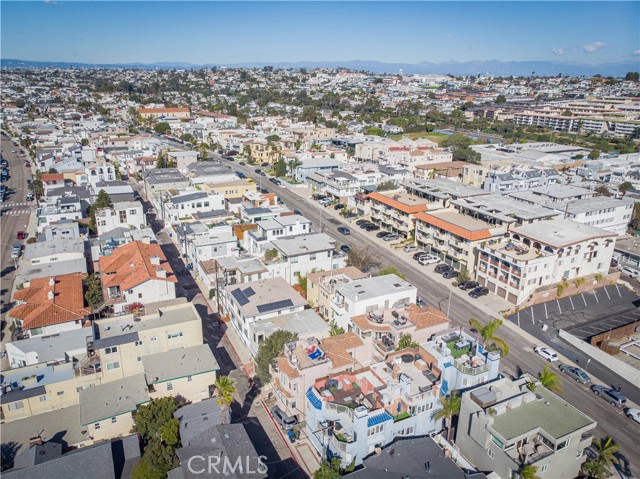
[1,3,639,478]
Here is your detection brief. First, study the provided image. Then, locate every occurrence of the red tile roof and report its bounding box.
[99,241,177,291]
[414,212,492,241]
[11,273,90,330]
[368,192,427,214]
[41,173,64,182]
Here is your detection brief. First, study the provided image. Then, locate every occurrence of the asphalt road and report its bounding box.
[228,159,639,477]
[0,134,33,347]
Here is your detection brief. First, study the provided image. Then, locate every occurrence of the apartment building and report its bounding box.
[350,304,450,362]
[246,215,312,254]
[187,225,238,273]
[85,162,116,188]
[307,267,367,320]
[267,233,346,284]
[99,241,177,314]
[483,168,561,193]
[161,191,225,223]
[404,178,489,208]
[331,274,417,331]
[138,107,190,119]
[367,191,429,240]
[202,179,257,199]
[221,277,308,353]
[476,219,616,305]
[94,201,145,236]
[305,349,443,467]
[415,209,507,272]
[456,376,596,479]
[271,333,371,420]
[544,197,635,236]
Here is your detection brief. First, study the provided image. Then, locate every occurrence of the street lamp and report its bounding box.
[584,358,591,372]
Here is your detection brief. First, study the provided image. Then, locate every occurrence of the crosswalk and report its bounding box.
[1,202,32,207]
[1,210,30,216]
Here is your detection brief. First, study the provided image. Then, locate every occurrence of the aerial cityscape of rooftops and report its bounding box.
[0,1,639,478]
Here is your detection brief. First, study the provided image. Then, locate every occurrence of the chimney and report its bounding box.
[47,290,55,300]
[150,255,161,265]
[156,268,167,279]
[392,363,401,380]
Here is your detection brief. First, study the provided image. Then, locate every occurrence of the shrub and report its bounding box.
[209,288,215,300]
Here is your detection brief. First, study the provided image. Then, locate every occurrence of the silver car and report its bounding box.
[559,364,590,383]
[271,406,297,430]
[11,243,21,259]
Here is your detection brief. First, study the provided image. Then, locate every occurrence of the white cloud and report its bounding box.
[582,41,607,53]
[552,48,566,56]
[633,50,640,56]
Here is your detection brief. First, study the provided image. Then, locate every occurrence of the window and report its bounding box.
[111,417,117,424]
[135,340,143,346]
[487,449,495,459]
[95,423,101,430]
[138,293,143,298]
[8,401,24,411]
[491,435,504,449]
[105,346,118,354]
[150,337,157,342]
[129,209,137,216]
[167,382,173,391]
[119,210,127,223]
[291,401,296,409]
[57,391,64,396]
[107,362,121,370]
[168,332,183,339]
[541,465,548,473]
[187,376,192,382]
[556,439,569,451]
[39,395,48,402]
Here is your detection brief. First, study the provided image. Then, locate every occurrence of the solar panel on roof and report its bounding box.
[243,287,255,297]
[256,299,294,313]
[231,288,250,306]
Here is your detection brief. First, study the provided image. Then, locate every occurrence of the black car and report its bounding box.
[259,171,266,176]
[459,281,479,291]
[376,231,391,238]
[333,203,345,210]
[225,156,235,161]
[239,161,246,166]
[359,222,372,229]
[365,224,380,231]
[344,212,357,218]
[412,252,426,260]
[442,270,458,279]
[469,287,489,298]
[340,244,351,253]
[356,219,368,226]
[255,169,262,174]
[434,264,452,274]
[261,162,269,167]
[236,172,246,179]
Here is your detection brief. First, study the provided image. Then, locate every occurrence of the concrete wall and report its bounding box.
[558,330,640,385]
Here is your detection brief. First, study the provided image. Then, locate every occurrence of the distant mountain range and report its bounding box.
[1,58,638,77]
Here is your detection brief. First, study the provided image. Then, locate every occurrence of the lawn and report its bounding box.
[446,339,471,359]
[389,131,451,145]
[394,411,411,422]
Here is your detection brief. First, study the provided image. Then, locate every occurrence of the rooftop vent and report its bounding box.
[150,255,161,265]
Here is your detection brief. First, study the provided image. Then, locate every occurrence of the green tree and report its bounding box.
[287,159,302,178]
[84,273,103,307]
[519,465,540,479]
[155,151,167,169]
[89,189,113,232]
[266,134,281,143]
[538,364,562,392]
[376,180,397,191]
[364,126,385,137]
[255,330,298,384]
[378,266,407,280]
[582,437,619,479]
[624,72,639,82]
[214,375,236,422]
[495,95,507,104]
[180,133,195,143]
[264,248,279,261]
[346,247,379,271]
[432,392,462,441]
[468,317,510,356]
[619,181,634,195]
[81,138,89,146]
[588,149,600,159]
[274,159,287,177]
[595,185,611,197]
[154,122,171,135]
[296,272,308,296]
[329,320,345,336]
[313,458,341,479]
[396,333,418,350]
[457,267,470,283]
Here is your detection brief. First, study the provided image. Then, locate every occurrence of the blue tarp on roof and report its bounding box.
[367,410,393,427]
[306,387,322,410]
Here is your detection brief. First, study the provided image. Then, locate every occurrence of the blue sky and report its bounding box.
[1,1,638,65]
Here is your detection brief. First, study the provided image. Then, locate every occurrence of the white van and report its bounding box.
[621,265,640,278]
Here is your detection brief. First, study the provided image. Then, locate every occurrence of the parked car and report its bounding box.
[591,385,626,407]
[337,226,351,235]
[344,212,357,218]
[16,231,27,240]
[625,407,640,424]
[365,224,380,231]
[333,203,345,210]
[356,219,369,226]
[25,193,34,202]
[376,231,391,238]
[533,346,559,362]
[620,265,640,278]
[259,171,266,176]
[412,251,426,260]
[383,234,399,242]
[458,280,479,291]
[403,245,418,252]
[610,258,619,268]
[418,254,439,265]
[559,364,590,383]
[469,287,489,298]
[10,243,21,259]
[261,162,269,167]
[271,406,297,430]
[254,169,262,174]
[236,172,247,179]
[269,177,279,184]
[359,222,372,229]
[24,161,31,167]
[239,161,246,166]
[340,244,351,253]
[434,264,452,274]
[442,269,458,279]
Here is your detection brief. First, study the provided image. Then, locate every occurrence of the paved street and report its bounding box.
[0,134,33,352]
[227,160,639,478]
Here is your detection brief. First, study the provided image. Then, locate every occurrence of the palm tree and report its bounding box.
[468,317,510,356]
[519,464,539,479]
[432,392,462,442]
[537,365,562,392]
[214,375,236,423]
[582,437,619,479]
[287,159,301,179]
